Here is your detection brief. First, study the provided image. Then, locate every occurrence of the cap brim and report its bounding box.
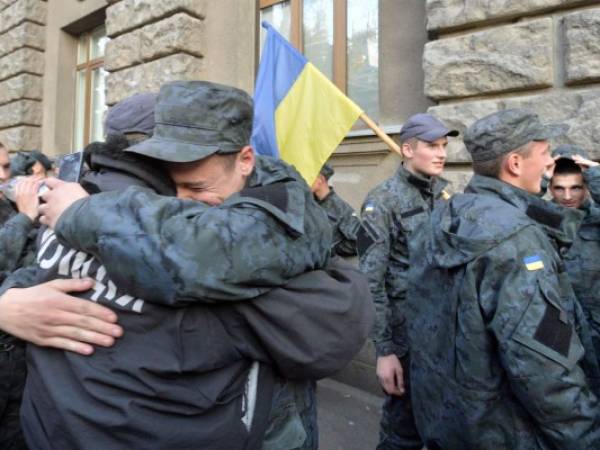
[533,123,569,141]
[418,127,460,142]
[125,137,219,163]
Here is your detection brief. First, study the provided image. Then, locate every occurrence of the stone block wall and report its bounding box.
[104,0,207,106]
[103,0,255,106]
[0,0,46,151]
[424,0,600,192]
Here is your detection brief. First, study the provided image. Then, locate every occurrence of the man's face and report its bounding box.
[518,140,553,194]
[166,148,254,206]
[550,173,587,209]
[0,148,10,183]
[402,137,448,177]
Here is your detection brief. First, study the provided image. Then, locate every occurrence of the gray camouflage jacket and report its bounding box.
[408,174,600,450]
[562,165,600,361]
[317,189,360,257]
[53,156,332,303]
[358,163,448,357]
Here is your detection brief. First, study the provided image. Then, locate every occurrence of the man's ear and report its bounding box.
[238,146,255,176]
[401,142,414,159]
[504,152,522,177]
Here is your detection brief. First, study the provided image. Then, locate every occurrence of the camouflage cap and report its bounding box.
[320,163,334,180]
[126,80,253,163]
[464,109,568,162]
[552,144,590,161]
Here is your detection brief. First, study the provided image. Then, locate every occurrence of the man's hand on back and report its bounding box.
[0,278,123,355]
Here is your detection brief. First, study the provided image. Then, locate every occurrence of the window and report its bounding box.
[73,25,109,150]
[259,0,379,121]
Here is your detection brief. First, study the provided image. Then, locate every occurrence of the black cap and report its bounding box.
[105,92,157,137]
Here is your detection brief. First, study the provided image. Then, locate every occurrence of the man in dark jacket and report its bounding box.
[408,109,600,450]
[358,113,457,450]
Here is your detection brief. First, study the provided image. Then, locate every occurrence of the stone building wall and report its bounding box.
[423,0,600,192]
[0,0,46,151]
[103,0,256,107]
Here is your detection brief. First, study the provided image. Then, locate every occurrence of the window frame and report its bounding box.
[74,26,106,148]
[259,0,348,92]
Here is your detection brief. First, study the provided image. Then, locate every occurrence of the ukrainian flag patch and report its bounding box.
[524,255,544,271]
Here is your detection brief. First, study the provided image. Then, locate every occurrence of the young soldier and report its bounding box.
[358,113,458,450]
[548,144,600,359]
[408,109,600,449]
[311,163,360,257]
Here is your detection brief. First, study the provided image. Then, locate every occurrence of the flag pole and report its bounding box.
[360,113,402,156]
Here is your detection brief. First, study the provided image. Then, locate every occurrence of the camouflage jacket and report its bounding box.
[0,211,36,277]
[562,165,600,361]
[358,163,448,357]
[317,189,360,257]
[408,174,600,450]
[53,156,332,304]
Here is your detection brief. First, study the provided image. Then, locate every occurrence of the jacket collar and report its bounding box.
[466,174,583,244]
[396,163,448,197]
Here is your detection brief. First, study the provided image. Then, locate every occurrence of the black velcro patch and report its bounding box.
[356,221,380,256]
[400,207,425,219]
[533,304,572,358]
[526,204,563,229]
[240,184,288,213]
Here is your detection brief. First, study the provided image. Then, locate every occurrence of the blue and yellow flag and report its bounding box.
[251,22,363,184]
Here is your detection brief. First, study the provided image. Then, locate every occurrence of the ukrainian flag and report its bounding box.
[251,22,363,184]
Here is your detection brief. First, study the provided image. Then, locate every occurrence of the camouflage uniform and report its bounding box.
[0,198,36,450]
[317,188,360,257]
[358,163,448,450]
[561,165,600,361]
[408,106,600,450]
[54,155,331,304]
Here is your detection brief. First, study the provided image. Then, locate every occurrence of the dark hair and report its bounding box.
[553,158,582,177]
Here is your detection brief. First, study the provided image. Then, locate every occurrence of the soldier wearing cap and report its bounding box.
[357,113,458,450]
[407,109,600,449]
[33,80,372,450]
[311,162,360,256]
[547,144,600,360]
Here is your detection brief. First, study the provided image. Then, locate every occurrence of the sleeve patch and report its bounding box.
[533,303,572,358]
[400,207,425,219]
[356,221,380,256]
[523,255,544,271]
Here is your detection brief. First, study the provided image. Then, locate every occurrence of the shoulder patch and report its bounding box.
[523,255,544,271]
[240,184,288,213]
[400,206,425,219]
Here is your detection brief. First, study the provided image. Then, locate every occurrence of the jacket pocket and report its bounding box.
[511,277,584,371]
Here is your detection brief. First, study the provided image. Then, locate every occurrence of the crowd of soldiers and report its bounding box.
[0,78,598,450]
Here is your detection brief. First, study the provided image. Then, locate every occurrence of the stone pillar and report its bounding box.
[424,0,600,192]
[104,0,256,106]
[0,0,46,151]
